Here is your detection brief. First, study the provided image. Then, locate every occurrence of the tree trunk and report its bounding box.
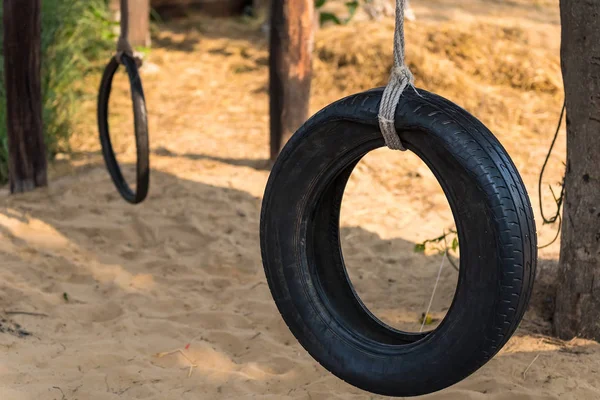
[3,0,47,193]
[269,0,314,161]
[553,0,600,340]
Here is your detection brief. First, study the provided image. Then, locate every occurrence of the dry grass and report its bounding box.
[313,18,562,140]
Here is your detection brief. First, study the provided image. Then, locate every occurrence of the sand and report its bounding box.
[1,0,599,399]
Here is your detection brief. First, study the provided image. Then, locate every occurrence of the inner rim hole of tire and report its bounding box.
[339,148,460,333]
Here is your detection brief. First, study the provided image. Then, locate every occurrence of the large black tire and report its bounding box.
[260,88,537,397]
[98,54,150,205]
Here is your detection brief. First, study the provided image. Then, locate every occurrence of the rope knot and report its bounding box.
[390,64,414,87]
[115,36,143,67]
[378,64,415,151]
[377,0,414,152]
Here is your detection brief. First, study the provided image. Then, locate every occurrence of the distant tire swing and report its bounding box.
[98,54,149,204]
[260,1,537,397]
[261,88,537,397]
[97,0,150,205]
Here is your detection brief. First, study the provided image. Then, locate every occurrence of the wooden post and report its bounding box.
[3,0,47,193]
[128,0,151,47]
[111,0,150,48]
[553,0,600,341]
[269,0,315,161]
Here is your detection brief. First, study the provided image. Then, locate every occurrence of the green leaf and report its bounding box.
[452,237,459,251]
[319,12,342,25]
[315,0,327,8]
[419,313,439,325]
[345,1,359,23]
[414,243,426,253]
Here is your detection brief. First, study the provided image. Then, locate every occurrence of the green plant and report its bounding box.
[315,0,372,26]
[0,0,116,184]
[40,0,117,157]
[414,229,460,271]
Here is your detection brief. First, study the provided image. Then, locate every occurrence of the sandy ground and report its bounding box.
[2,0,600,399]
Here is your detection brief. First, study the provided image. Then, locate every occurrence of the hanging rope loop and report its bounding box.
[378,0,415,151]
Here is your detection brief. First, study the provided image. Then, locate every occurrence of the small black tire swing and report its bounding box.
[97,0,150,205]
[260,1,537,397]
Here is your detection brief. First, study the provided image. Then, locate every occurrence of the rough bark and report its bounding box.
[553,0,600,340]
[268,0,315,161]
[3,0,47,193]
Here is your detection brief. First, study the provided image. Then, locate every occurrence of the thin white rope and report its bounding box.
[420,250,446,333]
[378,0,415,151]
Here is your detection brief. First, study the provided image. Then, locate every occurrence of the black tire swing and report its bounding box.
[97,0,150,204]
[260,1,537,397]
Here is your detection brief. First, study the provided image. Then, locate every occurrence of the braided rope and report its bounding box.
[378,0,415,151]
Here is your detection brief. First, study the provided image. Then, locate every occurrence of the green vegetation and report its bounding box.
[0,0,116,184]
[414,229,460,270]
[315,0,372,26]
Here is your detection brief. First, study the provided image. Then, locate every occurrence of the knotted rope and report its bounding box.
[378,0,415,151]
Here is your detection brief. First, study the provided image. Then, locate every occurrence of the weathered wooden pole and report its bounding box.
[128,0,151,47]
[269,0,315,161]
[3,0,47,193]
[553,0,600,340]
[110,0,150,47]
